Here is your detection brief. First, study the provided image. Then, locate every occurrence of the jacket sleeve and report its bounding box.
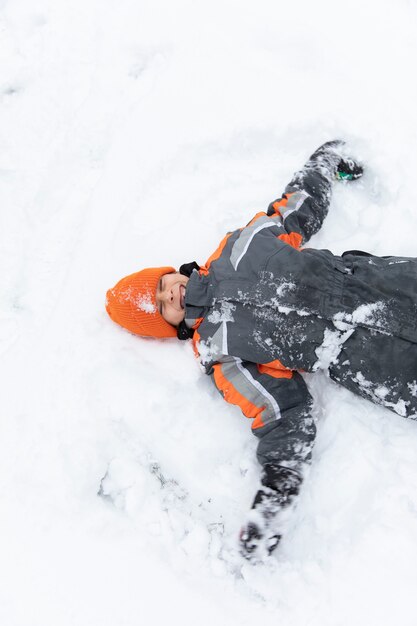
[208,357,316,508]
[267,140,344,246]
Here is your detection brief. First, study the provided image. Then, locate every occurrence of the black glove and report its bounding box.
[309,140,364,181]
[239,465,301,561]
[336,157,364,181]
[239,521,281,559]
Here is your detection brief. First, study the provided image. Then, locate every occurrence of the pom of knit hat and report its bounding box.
[105,267,177,338]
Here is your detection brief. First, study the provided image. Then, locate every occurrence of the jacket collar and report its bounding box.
[177,261,206,340]
[179,260,200,277]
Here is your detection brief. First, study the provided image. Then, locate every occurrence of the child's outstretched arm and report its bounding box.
[208,357,315,560]
[267,140,363,246]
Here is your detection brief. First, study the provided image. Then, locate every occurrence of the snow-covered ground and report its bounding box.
[1,0,417,624]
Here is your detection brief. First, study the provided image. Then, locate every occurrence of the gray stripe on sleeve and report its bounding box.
[281,191,310,220]
[230,216,280,270]
[219,358,281,426]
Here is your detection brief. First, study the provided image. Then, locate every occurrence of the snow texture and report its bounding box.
[2,1,417,625]
[136,292,157,314]
[334,301,389,333]
[110,285,157,314]
[313,327,355,371]
[207,302,236,324]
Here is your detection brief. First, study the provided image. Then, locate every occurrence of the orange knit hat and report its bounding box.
[105,267,178,338]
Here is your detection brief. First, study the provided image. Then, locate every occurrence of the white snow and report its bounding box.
[208,302,236,324]
[334,301,389,332]
[109,285,157,314]
[351,301,386,326]
[136,293,157,314]
[408,382,417,398]
[2,0,417,625]
[313,327,355,371]
[276,280,296,297]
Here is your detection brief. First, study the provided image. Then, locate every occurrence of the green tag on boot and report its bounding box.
[336,171,354,181]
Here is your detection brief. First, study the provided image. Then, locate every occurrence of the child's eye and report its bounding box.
[157,278,164,315]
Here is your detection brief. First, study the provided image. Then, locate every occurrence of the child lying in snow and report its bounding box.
[105,141,417,560]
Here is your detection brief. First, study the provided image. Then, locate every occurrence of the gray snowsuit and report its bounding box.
[183,143,417,517]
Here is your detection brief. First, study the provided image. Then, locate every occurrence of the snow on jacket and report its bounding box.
[183,143,417,502]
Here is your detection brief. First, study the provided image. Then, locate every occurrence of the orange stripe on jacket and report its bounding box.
[271,192,302,249]
[213,363,266,429]
[192,317,204,330]
[192,328,202,358]
[247,211,267,226]
[199,232,232,276]
[278,231,303,249]
[257,359,293,379]
[270,192,294,217]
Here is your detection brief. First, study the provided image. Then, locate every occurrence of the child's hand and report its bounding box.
[336,157,364,181]
[309,140,364,181]
[239,518,281,561]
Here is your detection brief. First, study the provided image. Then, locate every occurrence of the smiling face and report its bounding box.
[155,272,189,327]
